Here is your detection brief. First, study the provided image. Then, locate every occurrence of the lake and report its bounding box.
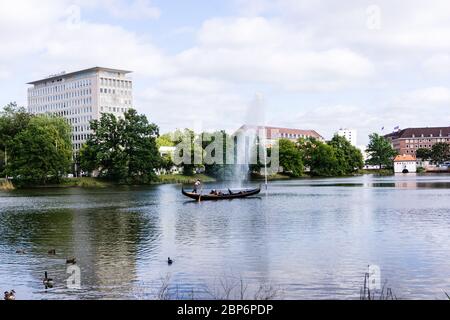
[1,174,450,300]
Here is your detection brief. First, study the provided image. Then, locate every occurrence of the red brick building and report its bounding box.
[384,127,450,156]
[237,125,324,147]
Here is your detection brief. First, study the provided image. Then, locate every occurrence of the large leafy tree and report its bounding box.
[0,103,33,176]
[299,138,340,176]
[157,133,175,148]
[173,129,203,176]
[122,109,160,182]
[431,142,450,164]
[365,133,397,169]
[80,109,161,183]
[201,130,235,180]
[278,138,303,177]
[416,148,432,160]
[6,115,72,185]
[328,135,364,175]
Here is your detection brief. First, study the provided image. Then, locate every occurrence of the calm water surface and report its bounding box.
[1,174,450,300]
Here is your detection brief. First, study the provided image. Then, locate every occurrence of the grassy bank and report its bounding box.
[60,177,112,188]
[158,174,216,184]
[358,169,394,176]
[250,173,293,181]
[0,179,15,191]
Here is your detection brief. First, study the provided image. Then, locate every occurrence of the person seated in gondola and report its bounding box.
[210,189,216,195]
[228,189,234,195]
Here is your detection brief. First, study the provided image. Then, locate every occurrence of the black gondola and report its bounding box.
[182,186,261,201]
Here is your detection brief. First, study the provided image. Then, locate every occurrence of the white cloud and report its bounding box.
[423,54,450,75]
[138,78,249,133]
[174,17,374,91]
[2,0,450,137]
[288,105,381,142]
[90,0,161,20]
[381,87,450,131]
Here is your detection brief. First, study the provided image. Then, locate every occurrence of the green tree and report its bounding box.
[328,135,364,175]
[365,133,397,169]
[416,148,432,160]
[122,109,160,182]
[80,109,161,183]
[173,129,203,176]
[157,133,175,148]
[278,139,303,177]
[431,142,450,164]
[201,130,235,180]
[299,138,339,176]
[80,113,126,180]
[0,102,33,176]
[6,115,72,185]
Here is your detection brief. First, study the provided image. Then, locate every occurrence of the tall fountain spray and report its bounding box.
[233,93,266,187]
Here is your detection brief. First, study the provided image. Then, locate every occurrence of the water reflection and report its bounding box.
[1,174,450,299]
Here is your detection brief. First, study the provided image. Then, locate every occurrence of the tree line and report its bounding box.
[1,102,410,187]
[416,144,450,164]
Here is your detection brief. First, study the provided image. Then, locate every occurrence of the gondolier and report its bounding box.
[193,179,202,194]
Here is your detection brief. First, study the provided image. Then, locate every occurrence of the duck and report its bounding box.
[15,249,26,254]
[66,257,76,264]
[48,249,56,255]
[4,290,16,301]
[168,257,173,265]
[43,271,54,288]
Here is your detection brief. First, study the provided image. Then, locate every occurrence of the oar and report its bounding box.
[198,187,203,203]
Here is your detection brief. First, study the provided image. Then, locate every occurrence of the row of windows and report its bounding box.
[100,88,131,96]
[30,102,93,113]
[73,125,90,133]
[279,133,310,139]
[30,79,93,96]
[72,134,91,142]
[406,144,432,149]
[100,106,129,113]
[100,78,132,88]
[409,134,450,139]
[29,89,92,105]
[68,115,93,125]
[405,138,450,143]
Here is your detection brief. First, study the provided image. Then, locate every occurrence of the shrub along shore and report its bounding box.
[0,170,400,191]
[1,102,403,190]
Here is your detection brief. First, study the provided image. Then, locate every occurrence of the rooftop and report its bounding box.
[237,125,324,140]
[394,155,417,162]
[385,126,450,139]
[27,67,132,85]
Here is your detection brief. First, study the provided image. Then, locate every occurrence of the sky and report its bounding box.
[1,0,450,145]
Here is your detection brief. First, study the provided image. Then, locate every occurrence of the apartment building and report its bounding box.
[384,127,450,155]
[27,67,133,152]
[236,125,324,147]
[337,128,357,146]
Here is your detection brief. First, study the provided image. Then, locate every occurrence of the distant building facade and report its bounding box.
[236,125,324,147]
[337,128,357,146]
[384,127,450,156]
[27,67,133,152]
[394,155,417,173]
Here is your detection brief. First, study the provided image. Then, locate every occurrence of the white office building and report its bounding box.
[337,128,357,146]
[27,67,133,152]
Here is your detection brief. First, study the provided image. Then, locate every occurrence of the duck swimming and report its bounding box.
[43,271,54,288]
[66,257,76,264]
[48,249,56,255]
[168,257,173,265]
[4,290,15,301]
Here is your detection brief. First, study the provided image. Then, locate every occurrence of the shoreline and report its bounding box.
[3,171,449,190]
